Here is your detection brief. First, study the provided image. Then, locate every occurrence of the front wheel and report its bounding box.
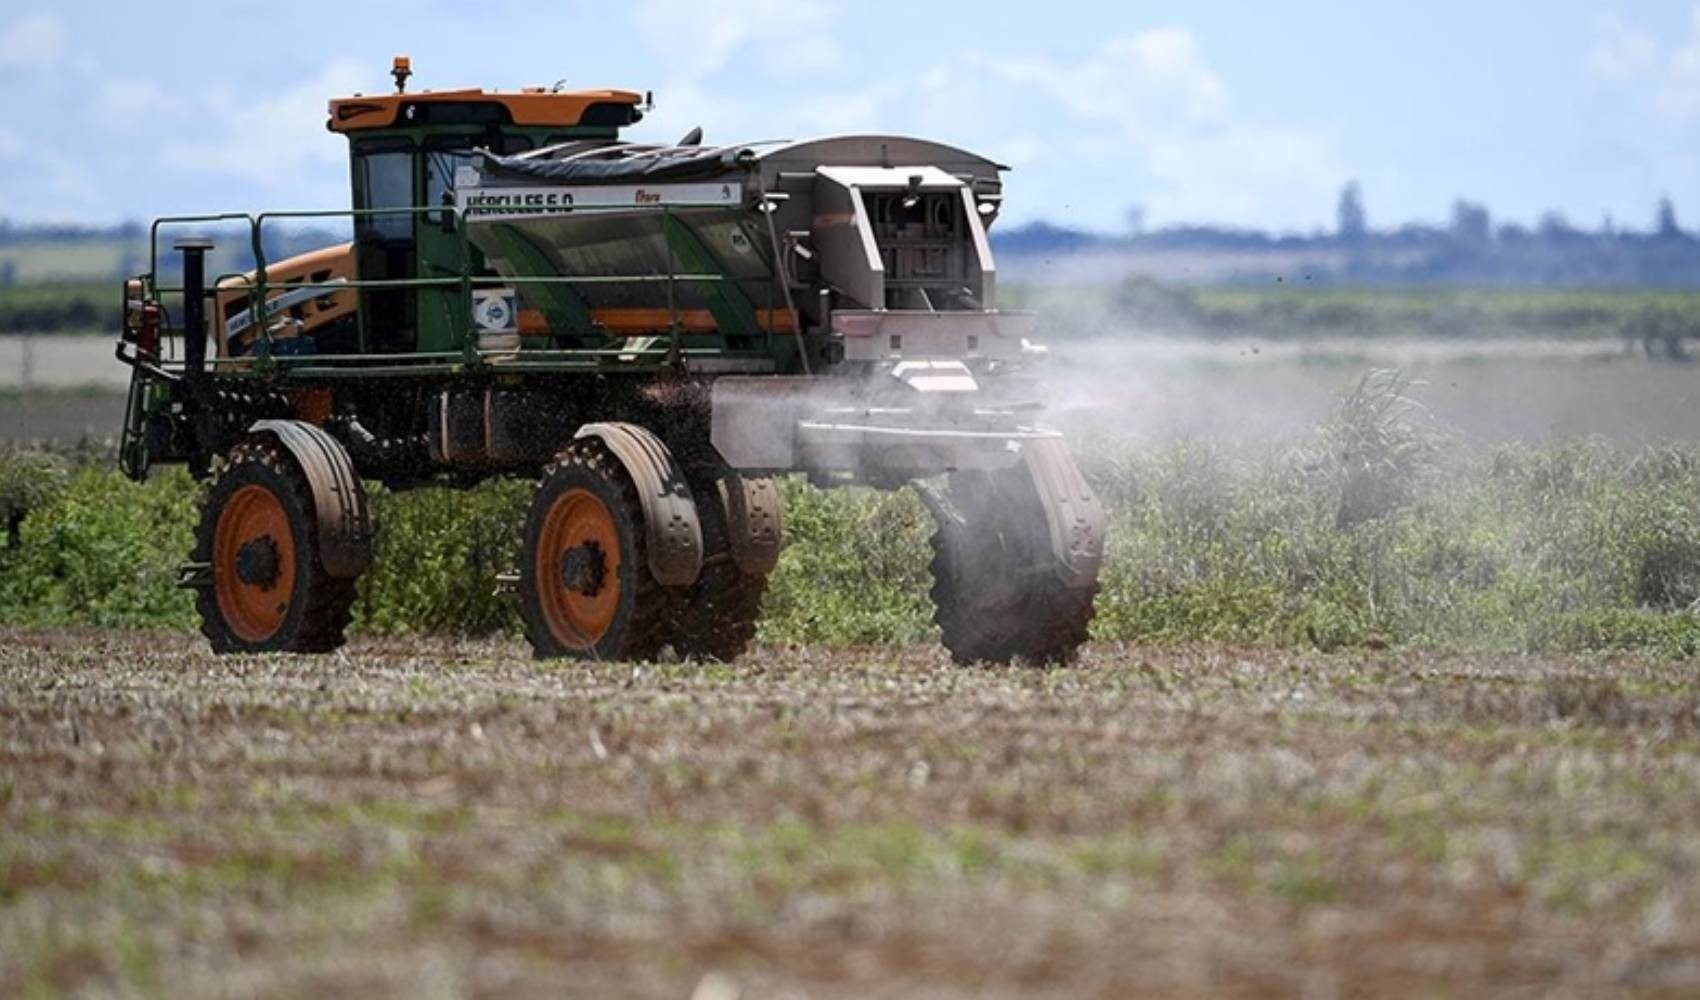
[193,437,357,653]
[922,463,1100,666]
[519,440,673,660]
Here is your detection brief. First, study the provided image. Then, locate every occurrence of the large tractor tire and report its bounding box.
[922,454,1102,666]
[669,474,779,662]
[193,436,358,654]
[519,439,675,661]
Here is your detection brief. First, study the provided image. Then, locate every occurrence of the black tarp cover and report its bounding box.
[474,142,763,184]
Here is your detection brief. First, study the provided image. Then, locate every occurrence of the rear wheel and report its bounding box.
[923,467,1098,666]
[193,437,356,654]
[519,440,673,660]
[668,475,775,662]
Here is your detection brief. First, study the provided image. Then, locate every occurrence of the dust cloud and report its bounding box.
[1026,307,1700,448]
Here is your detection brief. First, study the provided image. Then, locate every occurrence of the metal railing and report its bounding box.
[139,200,781,376]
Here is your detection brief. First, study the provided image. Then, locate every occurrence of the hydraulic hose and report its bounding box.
[756,170,810,375]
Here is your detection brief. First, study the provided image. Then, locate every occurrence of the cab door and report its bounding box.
[351,141,418,353]
[416,141,479,353]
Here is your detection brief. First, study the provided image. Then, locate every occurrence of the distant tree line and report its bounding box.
[994,188,1700,288]
[3,188,1699,294]
[0,219,148,246]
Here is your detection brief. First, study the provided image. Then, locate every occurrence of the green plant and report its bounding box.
[759,480,935,645]
[354,479,531,636]
[5,405,1700,657]
[0,465,196,628]
[1315,369,1440,528]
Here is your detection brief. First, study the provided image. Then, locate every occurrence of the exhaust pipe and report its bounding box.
[175,236,214,380]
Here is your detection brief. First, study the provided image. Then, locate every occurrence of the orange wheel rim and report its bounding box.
[536,488,622,648]
[212,484,296,643]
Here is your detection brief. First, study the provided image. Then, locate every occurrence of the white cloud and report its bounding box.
[986,30,1338,224]
[633,0,840,79]
[0,142,100,212]
[95,79,184,133]
[973,28,1230,129]
[1589,6,1700,124]
[1588,15,1659,84]
[1663,7,1700,122]
[633,25,1345,230]
[1141,124,1344,225]
[806,29,1343,229]
[160,59,370,206]
[0,126,94,210]
[0,14,67,72]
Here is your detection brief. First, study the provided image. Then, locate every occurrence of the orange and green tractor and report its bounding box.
[118,58,1104,663]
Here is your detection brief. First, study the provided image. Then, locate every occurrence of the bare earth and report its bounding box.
[9,335,1700,449]
[3,631,1699,997]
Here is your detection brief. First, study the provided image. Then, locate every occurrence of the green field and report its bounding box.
[1009,282,1700,344]
[0,282,120,335]
[6,373,1700,657]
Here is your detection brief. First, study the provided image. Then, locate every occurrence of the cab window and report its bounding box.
[357,150,414,241]
[422,135,535,224]
[424,148,475,225]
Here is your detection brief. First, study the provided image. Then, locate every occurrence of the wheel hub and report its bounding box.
[559,540,608,596]
[533,485,623,649]
[235,535,281,588]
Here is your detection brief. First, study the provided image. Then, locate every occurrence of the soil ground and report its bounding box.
[3,630,1699,997]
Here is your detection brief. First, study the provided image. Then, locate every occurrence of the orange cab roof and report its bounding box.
[327,87,644,133]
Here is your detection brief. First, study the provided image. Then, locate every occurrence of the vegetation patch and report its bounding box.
[5,373,1700,655]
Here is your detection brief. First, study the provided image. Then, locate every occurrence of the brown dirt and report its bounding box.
[3,630,1699,997]
[8,341,1700,450]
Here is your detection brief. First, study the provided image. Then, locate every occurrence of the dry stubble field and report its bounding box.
[3,630,1700,997]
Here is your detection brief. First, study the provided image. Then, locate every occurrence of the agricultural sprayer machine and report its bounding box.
[116,59,1104,662]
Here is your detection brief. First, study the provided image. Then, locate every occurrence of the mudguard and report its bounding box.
[575,422,704,587]
[250,419,373,579]
[720,473,783,576]
[1021,438,1105,588]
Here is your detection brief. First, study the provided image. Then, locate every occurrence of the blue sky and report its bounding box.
[0,0,1695,233]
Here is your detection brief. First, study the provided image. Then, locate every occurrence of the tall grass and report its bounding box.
[4,377,1700,657]
[1083,375,1700,655]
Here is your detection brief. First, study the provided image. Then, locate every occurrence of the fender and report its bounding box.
[574,422,703,587]
[250,419,372,579]
[1020,439,1105,589]
[719,472,782,576]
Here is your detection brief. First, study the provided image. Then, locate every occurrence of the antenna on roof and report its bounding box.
[392,56,412,94]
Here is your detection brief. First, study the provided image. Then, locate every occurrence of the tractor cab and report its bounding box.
[214,58,644,359]
[330,58,644,355]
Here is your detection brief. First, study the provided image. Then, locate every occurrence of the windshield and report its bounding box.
[424,148,475,224]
